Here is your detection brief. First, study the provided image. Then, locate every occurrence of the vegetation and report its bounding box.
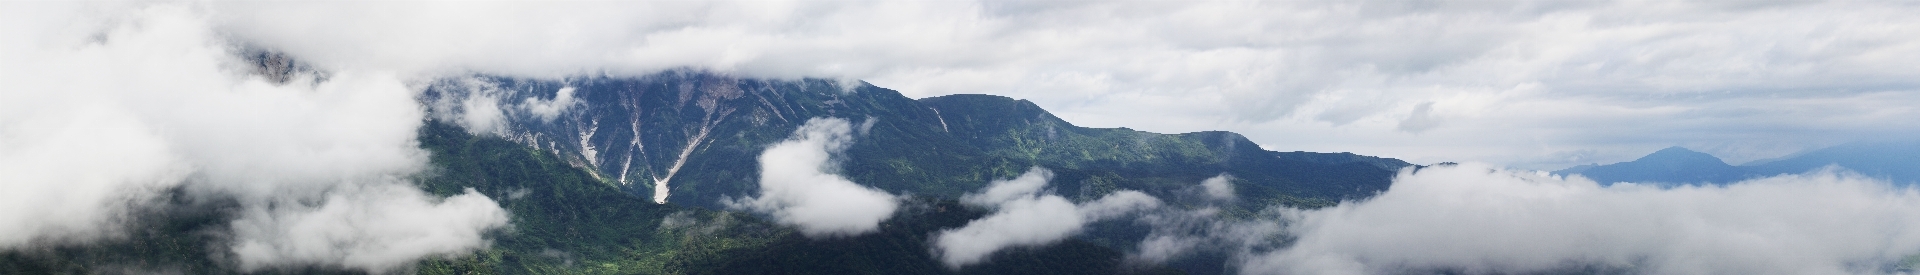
[6,72,1413,274]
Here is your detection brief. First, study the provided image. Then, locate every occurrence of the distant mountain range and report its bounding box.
[1556,142,1920,186]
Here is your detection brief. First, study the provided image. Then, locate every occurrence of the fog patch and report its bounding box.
[1242,163,1920,275]
[1199,174,1236,201]
[423,77,510,135]
[231,184,508,273]
[519,87,577,122]
[0,3,508,273]
[934,167,1162,268]
[728,118,901,238]
[1131,207,1286,265]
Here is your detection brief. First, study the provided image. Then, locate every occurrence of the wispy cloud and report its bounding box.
[934,168,1161,268]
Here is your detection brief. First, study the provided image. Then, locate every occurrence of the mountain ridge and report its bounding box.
[437,71,1415,210]
[1557,143,1920,185]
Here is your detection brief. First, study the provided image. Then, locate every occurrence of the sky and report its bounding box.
[182,0,1920,170]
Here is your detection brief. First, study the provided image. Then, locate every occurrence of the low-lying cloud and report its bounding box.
[230,183,509,272]
[934,168,1162,268]
[1199,174,1236,201]
[729,117,901,238]
[1242,163,1920,275]
[0,3,508,273]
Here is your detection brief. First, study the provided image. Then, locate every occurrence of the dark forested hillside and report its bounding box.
[440,73,1408,212]
[413,120,1179,275]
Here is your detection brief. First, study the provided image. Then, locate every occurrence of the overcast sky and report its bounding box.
[37,0,1920,170]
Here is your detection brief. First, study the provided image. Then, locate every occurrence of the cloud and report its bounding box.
[0,3,508,272]
[185,0,1920,168]
[423,77,510,135]
[520,87,577,122]
[934,167,1162,268]
[230,184,509,273]
[1130,207,1285,265]
[729,117,901,238]
[1241,163,1920,275]
[1199,174,1236,201]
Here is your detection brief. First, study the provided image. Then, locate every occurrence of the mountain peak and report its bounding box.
[1638,146,1727,166]
[1558,146,1743,185]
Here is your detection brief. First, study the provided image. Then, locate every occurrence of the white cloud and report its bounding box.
[1199,174,1236,201]
[520,87,577,122]
[729,117,901,238]
[191,0,1920,169]
[1241,163,1920,275]
[231,184,509,273]
[0,3,508,272]
[934,167,1162,268]
[424,77,510,135]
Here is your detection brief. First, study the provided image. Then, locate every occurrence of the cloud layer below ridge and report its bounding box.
[1240,163,1920,275]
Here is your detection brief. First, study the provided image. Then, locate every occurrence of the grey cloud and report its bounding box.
[1396,102,1442,133]
[729,118,901,238]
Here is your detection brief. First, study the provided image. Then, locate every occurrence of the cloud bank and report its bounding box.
[935,168,1162,268]
[230,184,509,272]
[0,3,507,273]
[730,118,901,238]
[1241,163,1920,275]
[182,0,1920,168]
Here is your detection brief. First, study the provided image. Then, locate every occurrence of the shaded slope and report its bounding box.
[437,72,1006,209]
[451,73,1410,211]
[1744,141,1920,184]
[920,94,1403,202]
[415,120,1175,275]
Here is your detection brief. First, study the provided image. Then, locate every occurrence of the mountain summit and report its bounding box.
[1556,147,1747,185]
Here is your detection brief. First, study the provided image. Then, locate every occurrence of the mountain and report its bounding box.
[436,71,1409,210]
[1556,147,1749,185]
[1557,143,1920,186]
[1270,151,1413,171]
[1743,141,1920,184]
[5,70,1414,274]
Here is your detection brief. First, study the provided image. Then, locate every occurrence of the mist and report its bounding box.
[0,3,508,273]
[935,168,1162,268]
[1239,163,1920,275]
